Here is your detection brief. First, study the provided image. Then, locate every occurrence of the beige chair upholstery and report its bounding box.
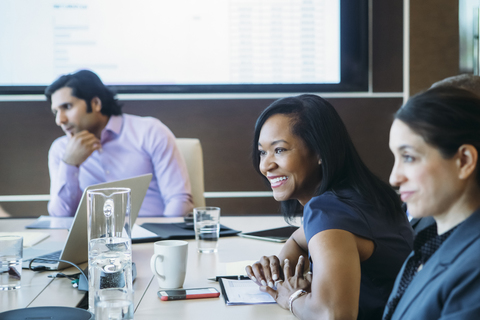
[175,138,206,208]
[0,205,10,217]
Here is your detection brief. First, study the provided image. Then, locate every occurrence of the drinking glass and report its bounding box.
[193,207,220,253]
[94,288,134,320]
[0,235,23,290]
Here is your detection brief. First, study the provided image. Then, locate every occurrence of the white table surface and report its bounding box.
[0,216,298,319]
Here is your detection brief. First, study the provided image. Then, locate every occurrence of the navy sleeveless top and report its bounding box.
[303,188,414,320]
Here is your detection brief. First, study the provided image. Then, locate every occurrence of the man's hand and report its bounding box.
[62,130,102,167]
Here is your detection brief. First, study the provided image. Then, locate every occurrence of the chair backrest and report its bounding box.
[175,138,206,208]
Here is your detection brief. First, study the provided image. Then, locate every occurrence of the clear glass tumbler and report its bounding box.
[0,235,23,290]
[193,207,221,253]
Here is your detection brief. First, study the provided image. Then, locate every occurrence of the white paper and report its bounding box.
[225,260,257,276]
[221,279,276,305]
[131,224,158,240]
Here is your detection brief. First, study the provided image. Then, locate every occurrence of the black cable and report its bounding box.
[48,272,81,280]
[29,258,90,310]
[28,258,87,282]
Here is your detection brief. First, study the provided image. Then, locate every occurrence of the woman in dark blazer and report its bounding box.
[385,86,480,320]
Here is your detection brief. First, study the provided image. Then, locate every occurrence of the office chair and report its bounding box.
[175,138,206,208]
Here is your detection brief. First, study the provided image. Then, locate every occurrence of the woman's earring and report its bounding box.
[318,159,322,165]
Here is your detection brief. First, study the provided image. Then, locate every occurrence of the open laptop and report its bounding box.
[22,173,152,270]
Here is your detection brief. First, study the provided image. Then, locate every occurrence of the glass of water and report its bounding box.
[95,288,134,320]
[0,235,23,290]
[193,207,221,253]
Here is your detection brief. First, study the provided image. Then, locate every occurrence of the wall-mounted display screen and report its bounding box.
[0,0,367,94]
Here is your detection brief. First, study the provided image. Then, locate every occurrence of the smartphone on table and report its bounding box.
[157,287,220,301]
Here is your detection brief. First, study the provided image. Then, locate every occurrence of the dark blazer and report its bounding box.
[383,209,480,320]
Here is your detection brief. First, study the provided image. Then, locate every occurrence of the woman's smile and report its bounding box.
[268,175,288,188]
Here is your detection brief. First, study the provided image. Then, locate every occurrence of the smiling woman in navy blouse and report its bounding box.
[245,94,414,320]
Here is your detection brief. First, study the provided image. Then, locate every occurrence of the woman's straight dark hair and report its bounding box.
[252,94,403,222]
[395,86,480,184]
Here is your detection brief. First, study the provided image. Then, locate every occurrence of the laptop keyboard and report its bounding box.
[25,250,62,264]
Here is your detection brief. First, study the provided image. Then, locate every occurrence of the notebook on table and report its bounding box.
[219,278,276,305]
[22,174,152,270]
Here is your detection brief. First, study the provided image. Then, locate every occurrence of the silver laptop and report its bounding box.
[23,174,152,270]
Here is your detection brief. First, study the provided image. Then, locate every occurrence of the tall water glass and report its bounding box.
[0,236,23,290]
[87,188,133,319]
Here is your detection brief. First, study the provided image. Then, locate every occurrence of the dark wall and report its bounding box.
[410,0,459,95]
[0,0,404,217]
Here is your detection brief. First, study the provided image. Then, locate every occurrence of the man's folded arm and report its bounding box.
[163,195,194,217]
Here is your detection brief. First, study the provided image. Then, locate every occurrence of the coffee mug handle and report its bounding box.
[150,254,165,278]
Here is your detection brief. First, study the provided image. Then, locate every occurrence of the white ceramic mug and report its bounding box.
[150,240,188,288]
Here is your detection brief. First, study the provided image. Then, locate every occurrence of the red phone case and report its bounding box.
[186,292,220,299]
[159,289,220,301]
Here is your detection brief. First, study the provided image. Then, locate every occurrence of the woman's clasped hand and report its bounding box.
[246,255,312,309]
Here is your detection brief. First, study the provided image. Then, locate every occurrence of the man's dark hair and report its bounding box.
[396,86,480,184]
[45,70,122,116]
[252,94,403,222]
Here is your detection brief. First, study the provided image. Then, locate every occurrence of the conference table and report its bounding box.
[0,216,298,319]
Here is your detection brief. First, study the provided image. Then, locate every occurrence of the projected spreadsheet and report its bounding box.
[0,0,340,86]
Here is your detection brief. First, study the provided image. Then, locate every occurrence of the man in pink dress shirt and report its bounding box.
[45,70,193,217]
